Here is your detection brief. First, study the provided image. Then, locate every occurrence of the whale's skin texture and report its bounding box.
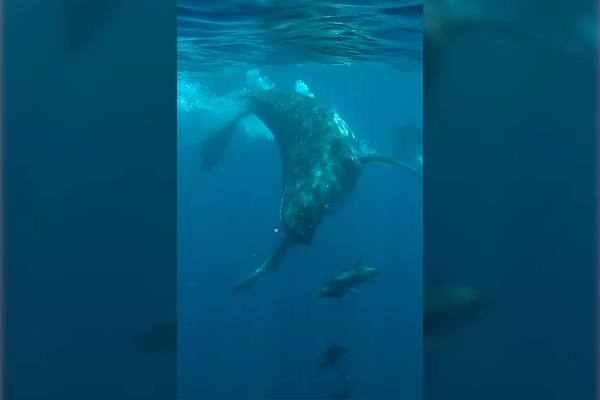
[246,90,364,245]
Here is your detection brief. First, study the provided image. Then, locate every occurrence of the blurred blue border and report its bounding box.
[2,1,176,398]
[1,0,597,399]
[424,0,598,398]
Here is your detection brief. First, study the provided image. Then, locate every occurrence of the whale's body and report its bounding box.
[202,90,402,289]
[248,90,365,244]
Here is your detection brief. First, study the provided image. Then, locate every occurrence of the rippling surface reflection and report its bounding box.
[177,0,423,79]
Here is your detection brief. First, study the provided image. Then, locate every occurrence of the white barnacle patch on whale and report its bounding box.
[312,168,324,189]
[333,113,350,137]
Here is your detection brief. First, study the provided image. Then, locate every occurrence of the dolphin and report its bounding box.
[320,261,380,300]
[318,342,348,370]
[424,277,493,336]
[202,90,408,290]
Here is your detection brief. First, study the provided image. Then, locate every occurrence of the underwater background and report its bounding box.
[2,0,596,399]
[178,2,423,399]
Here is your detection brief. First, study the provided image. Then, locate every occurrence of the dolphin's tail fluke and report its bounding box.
[201,97,252,169]
[234,238,293,291]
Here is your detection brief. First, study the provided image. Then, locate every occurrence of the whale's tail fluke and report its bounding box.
[201,122,237,169]
[200,97,252,169]
[234,238,293,291]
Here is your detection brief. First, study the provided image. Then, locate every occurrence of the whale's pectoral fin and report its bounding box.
[234,238,293,291]
[392,125,422,173]
[360,153,421,176]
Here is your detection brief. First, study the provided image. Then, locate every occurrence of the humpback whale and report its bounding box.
[202,89,409,290]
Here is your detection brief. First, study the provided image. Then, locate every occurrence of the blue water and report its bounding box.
[177,67,422,399]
